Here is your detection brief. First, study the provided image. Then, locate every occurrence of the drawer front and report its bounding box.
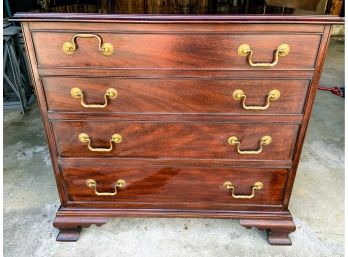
[51,121,298,160]
[32,31,320,69]
[43,77,309,114]
[61,165,289,209]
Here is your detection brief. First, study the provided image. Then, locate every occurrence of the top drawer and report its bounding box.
[31,31,321,70]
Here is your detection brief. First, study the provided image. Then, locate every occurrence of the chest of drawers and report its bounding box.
[14,13,342,245]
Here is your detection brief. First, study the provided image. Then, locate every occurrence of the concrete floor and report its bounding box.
[4,37,344,257]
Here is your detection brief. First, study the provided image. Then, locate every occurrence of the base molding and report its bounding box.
[53,207,295,244]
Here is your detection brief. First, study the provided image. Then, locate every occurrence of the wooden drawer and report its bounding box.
[61,164,289,209]
[51,121,298,160]
[43,77,310,115]
[32,31,320,69]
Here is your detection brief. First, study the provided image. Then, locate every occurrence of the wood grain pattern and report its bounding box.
[60,165,289,208]
[51,121,299,160]
[20,22,70,207]
[42,77,310,114]
[16,15,339,244]
[32,31,321,69]
[281,25,334,208]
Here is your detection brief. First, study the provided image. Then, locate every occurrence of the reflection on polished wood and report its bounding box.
[14,12,342,244]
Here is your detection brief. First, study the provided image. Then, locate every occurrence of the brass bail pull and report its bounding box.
[232,89,280,110]
[79,133,122,152]
[223,181,263,199]
[238,44,290,67]
[62,33,114,56]
[71,87,118,108]
[86,179,126,196]
[227,135,272,155]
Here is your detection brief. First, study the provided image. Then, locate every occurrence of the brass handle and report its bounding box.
[227,135,272,155]
[238,44,290,67]
[86,179,126,196]
[71,87,118,108]
[62,33,114,56]
[79,133,122,152]
[223,181,263,199]
[232,89,280,110]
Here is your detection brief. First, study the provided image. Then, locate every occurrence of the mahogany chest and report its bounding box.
[13,13,342,245]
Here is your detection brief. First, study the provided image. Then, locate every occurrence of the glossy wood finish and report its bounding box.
[51,121,299,160]
[282,25,334,209]
[15,13,342,244]
[43,77,310,114]
[33,31,320,69]
[60,165,288,208]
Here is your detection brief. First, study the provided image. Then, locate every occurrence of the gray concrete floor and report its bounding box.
[4,37,344,257]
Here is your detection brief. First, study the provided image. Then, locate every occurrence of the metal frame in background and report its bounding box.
[3,23,35,114]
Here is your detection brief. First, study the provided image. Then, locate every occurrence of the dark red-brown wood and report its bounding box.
[16,14,340,244]
[32,31,320,69]
[240,218,296,245]
[60,165,289,208]
[51,120,299,160]
[42,77,310,114]
[53,215,108,242]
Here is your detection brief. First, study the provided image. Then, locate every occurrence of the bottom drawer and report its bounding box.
[60,164,289,210]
